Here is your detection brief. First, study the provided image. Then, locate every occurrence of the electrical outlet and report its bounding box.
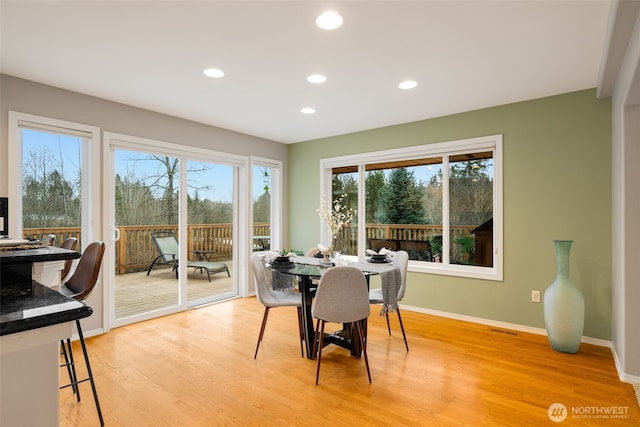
[531,290,541,303]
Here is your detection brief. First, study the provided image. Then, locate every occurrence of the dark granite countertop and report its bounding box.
[0,246,81,264]
[0,282,92,336]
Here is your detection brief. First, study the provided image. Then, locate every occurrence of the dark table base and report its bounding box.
[300,276,367,359]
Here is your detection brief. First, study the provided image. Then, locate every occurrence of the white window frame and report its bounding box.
[103,132,249,327]
[320,134,503,281]
[7,111,101,245]
[250,156,283,254]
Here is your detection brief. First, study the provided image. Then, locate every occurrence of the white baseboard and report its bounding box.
[611,345,640,384]
[69,327,105,342]
[400,304,612,348]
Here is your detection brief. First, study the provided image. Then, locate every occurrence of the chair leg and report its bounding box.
[354,320,372,383]
[315,320,326,385]
[312,318,321,360]
[146,256,162,276]
[254,307,270,359]
[396,308,409,351]
[60,339,80,400]
[385,312,391,335]
[296,306,304,358]
[75,320,105,426]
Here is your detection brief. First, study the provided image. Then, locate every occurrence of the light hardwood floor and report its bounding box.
[60,298,639,426]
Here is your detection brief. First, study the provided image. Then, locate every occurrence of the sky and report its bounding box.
[23,128,492,206]
[21,128,265,203]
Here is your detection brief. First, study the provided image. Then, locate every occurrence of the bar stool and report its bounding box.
[40,234,56,246]
[59,237,79,282]
[59,241,105,426]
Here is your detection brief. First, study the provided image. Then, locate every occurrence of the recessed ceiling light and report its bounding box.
[316,11,343,30]
[398,80,418,90]
[301,107,316,114]
[203,68,224,78]
[307,74,327,84]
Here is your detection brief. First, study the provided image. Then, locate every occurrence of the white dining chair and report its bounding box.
[251,253,304,358]
[312,266,371,385]
[369,250,410,351]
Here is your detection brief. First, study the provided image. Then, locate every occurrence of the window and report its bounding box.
[250,157,283,253]
[321,135,502,280]
[8,112,100,247]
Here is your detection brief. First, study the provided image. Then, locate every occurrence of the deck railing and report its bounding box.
[25,222,475,274]
[26,224,267,274]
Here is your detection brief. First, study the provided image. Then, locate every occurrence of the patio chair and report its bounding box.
[146,231,230,281]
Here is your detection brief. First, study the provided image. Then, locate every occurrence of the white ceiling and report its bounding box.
[0,1,612,144]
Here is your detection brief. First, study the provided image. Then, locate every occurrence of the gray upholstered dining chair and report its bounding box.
[369,250,410,351]
[251,253,305,359]
[312,266,371,385]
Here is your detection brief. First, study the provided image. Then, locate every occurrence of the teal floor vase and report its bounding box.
[543,240,584,354]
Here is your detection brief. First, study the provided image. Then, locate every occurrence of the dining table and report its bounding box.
[266,255,401,360]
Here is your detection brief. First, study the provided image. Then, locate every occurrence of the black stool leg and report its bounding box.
[60,339,80,399]
[75,319,105,426]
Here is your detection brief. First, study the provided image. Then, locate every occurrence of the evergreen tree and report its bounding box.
[379,168,426,224]
[253,191,271,223]
[423,171,443,225]
[449,159,492,225]
[331,173,358,217]
[365,170,385,222]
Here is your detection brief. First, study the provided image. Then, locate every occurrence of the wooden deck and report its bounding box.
[115,264,233,319]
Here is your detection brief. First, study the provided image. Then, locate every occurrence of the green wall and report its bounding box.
[288,89,612,340]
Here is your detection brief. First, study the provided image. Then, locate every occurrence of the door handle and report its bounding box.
[112,227,120,243]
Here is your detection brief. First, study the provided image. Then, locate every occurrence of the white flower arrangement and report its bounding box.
[316,193,356,240]
[317,243,332,256]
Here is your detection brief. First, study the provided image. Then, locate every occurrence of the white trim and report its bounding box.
[401,303,613,349]
[248,157,282,298]
[15,120,94,139]
[250,156,283,252]
[8,110,104,331]
[106,131,246,167]
[8,111,101,241]
[103,131,248,328]
[321,134,501,169]
[612,345,640,384]
[320,134,503,281]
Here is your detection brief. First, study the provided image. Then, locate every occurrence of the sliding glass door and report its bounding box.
[113,149,181,320]
[108,134,242,327]
[186,160,235,305]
